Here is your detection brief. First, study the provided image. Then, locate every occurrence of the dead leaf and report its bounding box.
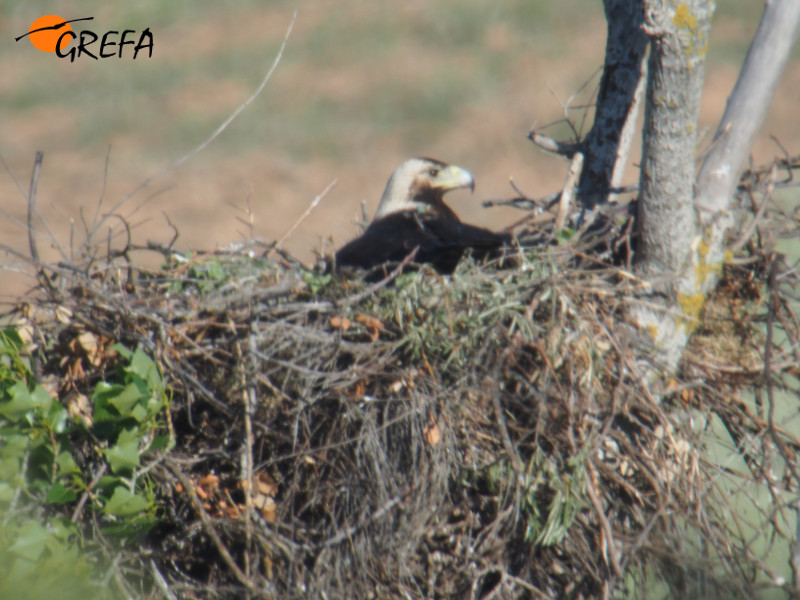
[256,471,278,497]
[198,473,220,489]
[77,331,102,366]
[347,380,366,401]
[65,391,93,428]
[196,473,220,499]
[258,496,277,522]
[330,315,352,331]
[424,421,442,446]
[355,314,384,340]
[55,305,73,323]
[15,321,34,347]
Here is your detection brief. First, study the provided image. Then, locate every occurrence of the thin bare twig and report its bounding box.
[555,152,583,231]
[26,151,43,264]
[527,131,581,158]
[71,463,108,522]
[83,11,298,253]
[275,178,337,251]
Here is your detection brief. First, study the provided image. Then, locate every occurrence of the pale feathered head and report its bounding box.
[373,158,475,221]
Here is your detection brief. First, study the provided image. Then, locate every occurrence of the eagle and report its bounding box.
[334,158,511,278]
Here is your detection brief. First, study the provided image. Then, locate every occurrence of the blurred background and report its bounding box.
[2,0,798,298]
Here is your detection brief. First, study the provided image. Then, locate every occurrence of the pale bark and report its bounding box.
[635,0,710,282]
[695,0,800,225]
[631,0,800,375]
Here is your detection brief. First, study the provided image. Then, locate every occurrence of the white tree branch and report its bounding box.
[695,0,800,220]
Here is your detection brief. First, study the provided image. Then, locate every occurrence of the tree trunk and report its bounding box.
[630,0,800,377]
[578,0,648,208]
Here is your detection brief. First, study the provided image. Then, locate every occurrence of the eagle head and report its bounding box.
[373,157,474,220]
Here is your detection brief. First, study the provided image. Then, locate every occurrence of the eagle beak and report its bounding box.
[435,165,475,194]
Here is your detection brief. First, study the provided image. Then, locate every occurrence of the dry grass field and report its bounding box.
[2,1,798,298]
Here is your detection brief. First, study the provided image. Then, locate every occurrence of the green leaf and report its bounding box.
[0,327,25,353]
[107,382,145,418]
[92,382,126,423]
[56,450,79,476]
[0,380,36,421]
[8,520,48,561]
[205,260,225,281]
[555,227,576,244]
[112,343,133,361]
[129,402,148,423]
[127,348,158,382]
[30,384,53,413]
[103,486,148,516]
[43,399,68,432]
[102,516,159,537]
[45,482,77,504]
[103,428,141,473]
[148,434,172,452]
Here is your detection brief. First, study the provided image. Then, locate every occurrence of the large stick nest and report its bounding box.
[5,156,800,599]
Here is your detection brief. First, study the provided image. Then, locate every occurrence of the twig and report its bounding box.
[84,11,298,252]
[555,152,583,231]
[275,178,337,251]
[149,560,178,600]
[483,191,559,212]
[166,461,255,592]
[765,255,800,486]
[792,497,800,592]
[585,462,622,577]
[731,164,776,253]
[487,371,524,481]
[319,491,409,549]
[71,463,108,522]
[26,151,43,264]
[239,327,259,585]
[527,130,581,158]
[84,145,113,254]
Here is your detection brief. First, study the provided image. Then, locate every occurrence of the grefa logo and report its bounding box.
[15,15,154,62]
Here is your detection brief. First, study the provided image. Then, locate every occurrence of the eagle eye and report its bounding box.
[428,167,440,177]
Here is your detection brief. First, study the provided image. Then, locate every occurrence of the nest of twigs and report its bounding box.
[4,156,800,599]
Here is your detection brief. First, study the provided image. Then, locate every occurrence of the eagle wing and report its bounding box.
[335,211,510,276]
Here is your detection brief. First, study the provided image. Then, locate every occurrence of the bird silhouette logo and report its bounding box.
[15,15,93,53]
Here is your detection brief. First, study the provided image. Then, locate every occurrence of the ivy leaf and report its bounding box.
[103,486,148,517]
[103,428,141,473]
[127,348,162,389]
[0,381,36,421]
[45,482,77,504]
[56,450,79,476]
[92,381,125,423]
[108,382,145,418]
[112,343,133,361]
[43,399,68,433]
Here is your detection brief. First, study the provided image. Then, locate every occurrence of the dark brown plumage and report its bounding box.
[335,158,510,278]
